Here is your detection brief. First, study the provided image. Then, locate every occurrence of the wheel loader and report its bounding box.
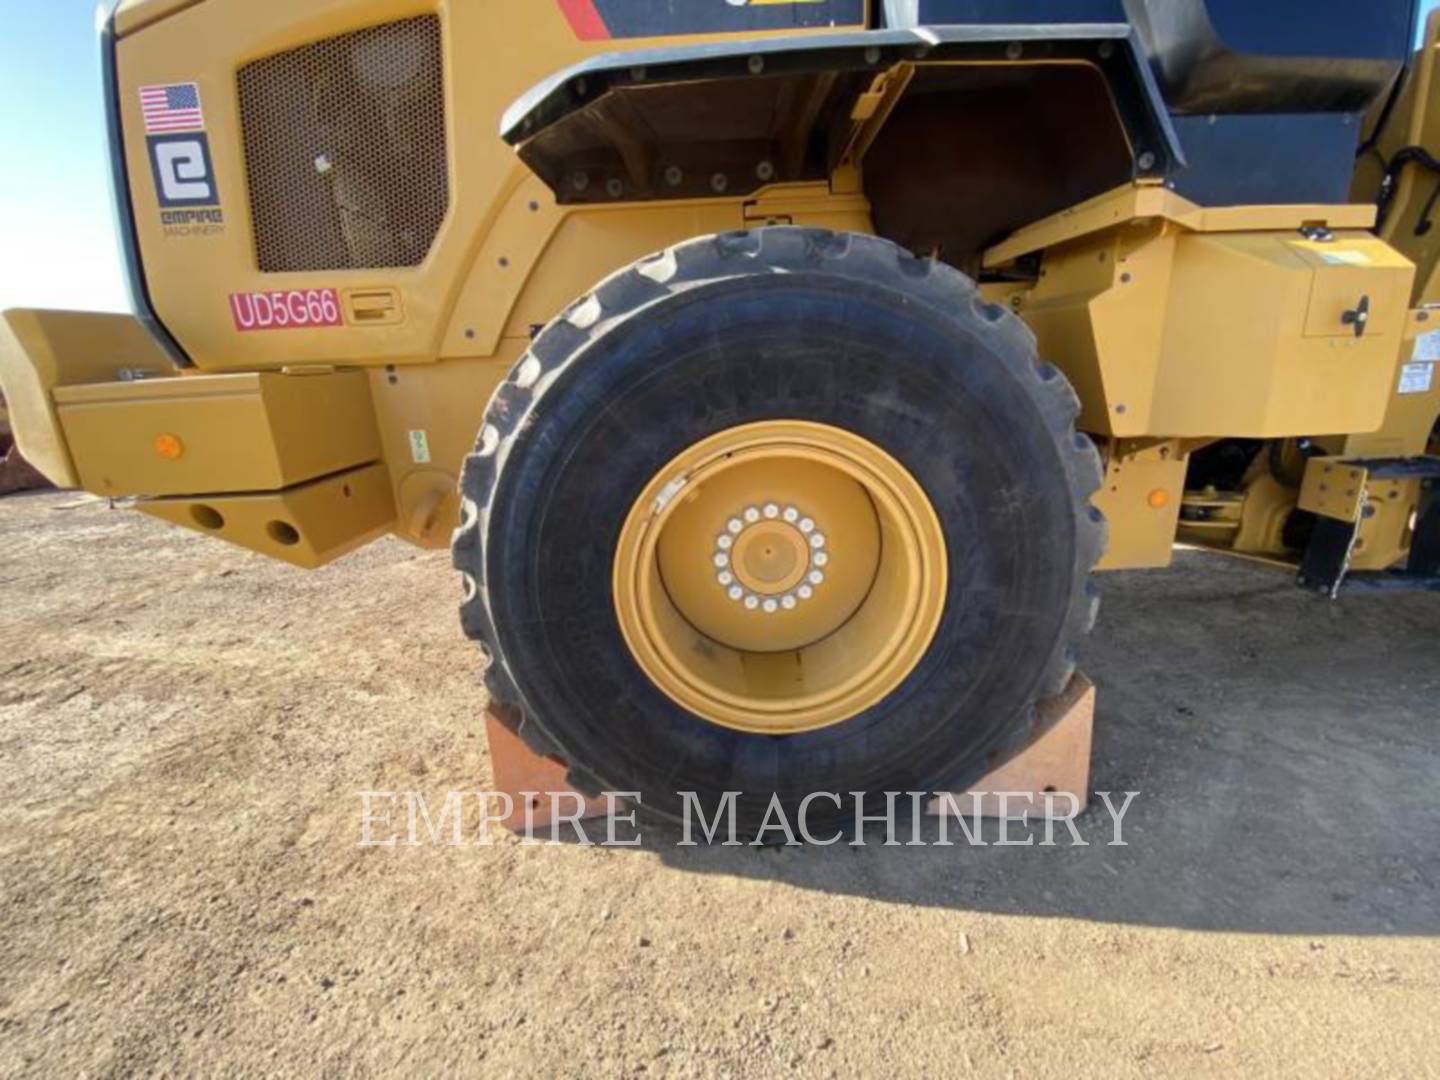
[3,0,1439,833]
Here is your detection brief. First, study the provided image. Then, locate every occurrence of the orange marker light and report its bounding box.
[1147,488,1171,509]
[154,433,185,460]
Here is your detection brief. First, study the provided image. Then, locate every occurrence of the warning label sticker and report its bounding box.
[1414,328,1440,362]
[1399,361,1435,395]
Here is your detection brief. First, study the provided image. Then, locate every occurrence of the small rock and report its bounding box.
[958,933,971,956]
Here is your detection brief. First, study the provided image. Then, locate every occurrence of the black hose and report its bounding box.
[1375,144,1440,230]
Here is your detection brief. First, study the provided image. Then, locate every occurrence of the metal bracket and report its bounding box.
[1298,456,1440,595]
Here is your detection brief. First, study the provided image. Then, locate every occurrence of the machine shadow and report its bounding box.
[586,551,1440,936]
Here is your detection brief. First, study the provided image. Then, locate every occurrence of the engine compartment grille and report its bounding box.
[237,16,448,273]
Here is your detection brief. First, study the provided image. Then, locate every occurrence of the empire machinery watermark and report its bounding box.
[357,790,1140,848]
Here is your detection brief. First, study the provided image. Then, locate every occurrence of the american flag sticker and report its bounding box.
[139,82,205,134]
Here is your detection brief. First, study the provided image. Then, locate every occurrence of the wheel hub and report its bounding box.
[614,421,947,735]
[717,504,827,610]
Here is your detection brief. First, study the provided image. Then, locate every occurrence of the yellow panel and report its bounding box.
[1150,232,1411,435]
[1015,219,1416,438]
[342,288,404,327]
[500,202,747,343]
[985,182,1378,268]
[742,184,873,231]
[114,0,867,373]
[0,309,175,488]
[1352,477,1420,570]
[439,179,872,357]
[56,369,379,496]
[1092,440,1188,570]
[367,348,520,544]
[140,461,395,569]
[1345,309,1440,457]
[1287,237,1411,338]
[115,0,205,36]
[1297,457,1368,523]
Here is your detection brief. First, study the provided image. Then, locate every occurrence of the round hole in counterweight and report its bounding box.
[267,521,301,546]
[191,505,225,530]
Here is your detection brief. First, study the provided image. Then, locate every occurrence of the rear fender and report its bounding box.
[502,24,1182,208]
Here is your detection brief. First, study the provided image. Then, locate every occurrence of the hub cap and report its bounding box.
[613,421,947,734]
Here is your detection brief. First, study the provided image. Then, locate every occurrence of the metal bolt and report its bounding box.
[864,46,881,64]
[756,161,776,182]
[1006,41,1023,60]
[1098,42,1114,60]
[606,178,624,198]
[711,173,729,193]
[748,55,764,75]
[1137,151,1157,171]
[571,172,590,192]
[664,165,684,187]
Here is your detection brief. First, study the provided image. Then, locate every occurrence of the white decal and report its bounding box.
[1398,361,1435,396]
[1414,328,1440,362]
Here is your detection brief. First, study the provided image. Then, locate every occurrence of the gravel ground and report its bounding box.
[1,490,1438,1077]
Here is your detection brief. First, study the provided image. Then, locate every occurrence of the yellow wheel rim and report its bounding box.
[613,421,948,734]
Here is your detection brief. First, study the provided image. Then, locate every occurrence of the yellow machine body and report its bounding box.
[0,0,1437,580]
[992,188,1412,440]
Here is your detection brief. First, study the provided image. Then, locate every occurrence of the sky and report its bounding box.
[0,3,129,313]
[2,1,1440,317]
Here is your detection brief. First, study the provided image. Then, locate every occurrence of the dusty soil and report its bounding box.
[1,490,1437,1077]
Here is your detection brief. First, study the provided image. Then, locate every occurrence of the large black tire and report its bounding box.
[453,228,1104,834]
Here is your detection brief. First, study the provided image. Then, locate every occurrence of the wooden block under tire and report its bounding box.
[928,673,1095,820]
[485,712,612,832]
[483,675,1095,834]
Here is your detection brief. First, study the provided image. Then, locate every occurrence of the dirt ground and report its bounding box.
[1,490,1438,1077]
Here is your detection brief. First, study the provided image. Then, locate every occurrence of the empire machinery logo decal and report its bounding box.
[357,790,1142,848]
[140,81,225,237]
[557,0,866,41]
